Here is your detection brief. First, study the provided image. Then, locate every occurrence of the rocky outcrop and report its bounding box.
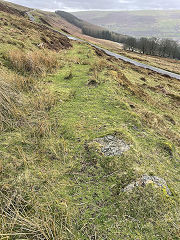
[123,175,172,196]
[95,135,130,156]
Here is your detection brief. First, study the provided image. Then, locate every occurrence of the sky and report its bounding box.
[10,0,180,11]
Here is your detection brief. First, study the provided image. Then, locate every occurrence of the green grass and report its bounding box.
[25,42,179,239]
[0,8,180,240]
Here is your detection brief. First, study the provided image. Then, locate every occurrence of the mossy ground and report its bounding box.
[0,9,180,240]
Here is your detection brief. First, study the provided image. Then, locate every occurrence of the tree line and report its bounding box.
[83,27,180,60]
[82,27,125,43]
[124,37,180,59]
[83,26,180,60]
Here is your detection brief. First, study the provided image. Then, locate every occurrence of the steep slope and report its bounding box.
[0,0,31,12]
[72,10,180,41]
[0,2,180,240]
[29,9,124,51]
[0,2,71,50]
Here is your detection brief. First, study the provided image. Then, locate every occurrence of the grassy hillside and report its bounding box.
[0,0,31,11]
[32,8,180,74]
[72,10,180,41]
[0,2,180,239]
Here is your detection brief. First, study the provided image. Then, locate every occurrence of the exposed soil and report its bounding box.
[27,22,72,50]
[94,48,106,57]
[39,17,52,27]
[40,30,72,50]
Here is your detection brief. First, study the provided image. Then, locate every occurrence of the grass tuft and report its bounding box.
[0,79,21,130]
[5,49,60,76]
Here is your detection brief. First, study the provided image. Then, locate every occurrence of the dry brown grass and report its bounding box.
[0,191,60,240]
[0,79,21,130]
[31,88,58,112]
[12,75,35,91]
[28,117,52,139]
[6,49,60,76]
[0,66,36,91]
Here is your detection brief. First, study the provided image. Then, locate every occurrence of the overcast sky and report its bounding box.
[10,0,180,11]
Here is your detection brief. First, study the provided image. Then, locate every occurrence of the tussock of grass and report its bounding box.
[5,49,60,76]
[31,88,58,112]
[12,75,35,91]
[0,191,62,240]
[0,79,21,130]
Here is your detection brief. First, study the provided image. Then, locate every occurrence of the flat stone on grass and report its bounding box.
[94,135,130,156]
[123,175,172,196]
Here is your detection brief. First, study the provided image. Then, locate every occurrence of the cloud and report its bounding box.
[10,0,180,11]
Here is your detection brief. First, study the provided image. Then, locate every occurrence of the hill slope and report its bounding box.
[0,0,31,11]
[72,10,180,41]
[0,1,180,239]
[25,9,124,51]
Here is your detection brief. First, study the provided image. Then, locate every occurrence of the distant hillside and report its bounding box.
[56,11,127,43]
[72,10,180,41]
[56,10,104,31]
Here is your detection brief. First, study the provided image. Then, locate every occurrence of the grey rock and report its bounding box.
[123,175,172,196]
[94,135,130,156]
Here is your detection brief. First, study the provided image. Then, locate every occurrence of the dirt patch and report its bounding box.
[39,17,52,27]
[131,65,144,74]
[40,31,71,50]
[94,135,130,156]
[87,79,99,87]
[140,77,146,82]
[166,92,180,103]
[94,48,106,57]
[117,71,149,101]
[61,28,70,34]
[142,111,166,129]
[148,85,167,94]
[164,115,176,125]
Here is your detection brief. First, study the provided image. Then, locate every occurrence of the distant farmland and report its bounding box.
[72,10,180,41]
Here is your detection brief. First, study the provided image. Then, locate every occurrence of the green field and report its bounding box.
[72,10,180,41]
